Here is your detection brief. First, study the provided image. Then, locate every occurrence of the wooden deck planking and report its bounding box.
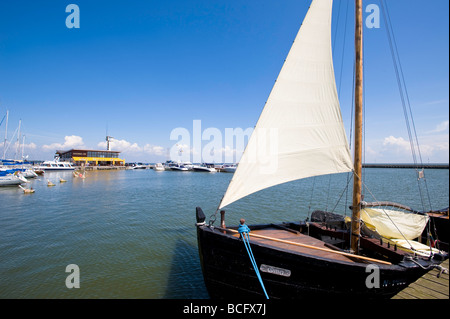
[233,228,357,263]
[392,259,449,299]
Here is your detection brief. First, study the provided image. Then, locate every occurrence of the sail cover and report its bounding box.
[361,208,429,241]
[219,0,353,209]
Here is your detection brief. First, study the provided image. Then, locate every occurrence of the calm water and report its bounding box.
[0,167,448,298]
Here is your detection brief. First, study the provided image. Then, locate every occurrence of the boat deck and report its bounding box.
[232,227,356,263]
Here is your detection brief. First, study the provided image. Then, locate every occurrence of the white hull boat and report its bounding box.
[193,164,217,172]
[0,174,27,186]
[38,158,75,171]
[170,165,189,171]
[220,164,237,173]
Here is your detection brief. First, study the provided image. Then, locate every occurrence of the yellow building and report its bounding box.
[56,149,125,167]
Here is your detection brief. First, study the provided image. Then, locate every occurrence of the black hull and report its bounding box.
[196,218,446,299]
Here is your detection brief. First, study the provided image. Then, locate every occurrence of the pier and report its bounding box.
[363,163,449,169]
[392,259,449,299]
[77,166,127,171]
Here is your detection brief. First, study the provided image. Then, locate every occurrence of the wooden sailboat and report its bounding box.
[195,0,448,299]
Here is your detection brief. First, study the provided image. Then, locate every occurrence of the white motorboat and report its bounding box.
[181,162,194,170]
[130,163,147,169]
[153,163,165,171]
[192,163,217,172]
[170,164,189,171]
[20,169,38,178]
[164,160,191,171]
[0,174,27,186]
[38,157,75,171]
[220,164,237,173]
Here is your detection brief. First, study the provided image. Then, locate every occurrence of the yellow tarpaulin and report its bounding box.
[360,208,440,256]
[361,208,428,240]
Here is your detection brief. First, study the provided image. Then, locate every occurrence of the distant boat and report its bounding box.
[220,164,237,173]
[0,174,27,187]
[153,163,165,171]
[73,170,86,179]
[170,164,189,171]
[20,169,38,179]
[163,160,176,170]
[130,163,147,169]
[192,163,217,173]
[164,160,190,171]
[38,157,75,171]
[34,169,45,175]
[1,161,38,178]
[18,185,35,193]
[181,162,194,170]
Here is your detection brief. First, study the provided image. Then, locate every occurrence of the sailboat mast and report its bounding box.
[351,0,364,254]
[3,110,8,159]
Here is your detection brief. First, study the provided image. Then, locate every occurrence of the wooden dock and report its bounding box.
[392,259,449,299]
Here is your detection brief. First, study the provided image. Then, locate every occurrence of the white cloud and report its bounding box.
[42,135,85,151]
[423,99,448,106]
[143,144,165,156]
[27,142,37,149]
[10,141,37,150]
[382,136,410,151]
[417,134,449,161]
[97,139,167,162]
[98,139,142,152]
[427,120,449,134]
[375,134,449,163]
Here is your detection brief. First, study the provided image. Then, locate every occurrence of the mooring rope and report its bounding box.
[238,223,269,299]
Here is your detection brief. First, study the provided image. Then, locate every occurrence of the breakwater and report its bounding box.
[363,163,448,169]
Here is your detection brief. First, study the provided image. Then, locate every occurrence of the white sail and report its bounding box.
[219,0,353,209]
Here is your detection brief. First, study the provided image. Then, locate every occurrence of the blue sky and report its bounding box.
[0,0,448,163]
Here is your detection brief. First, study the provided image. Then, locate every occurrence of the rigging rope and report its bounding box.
[238,222,269,299]
[379,0,433,212]
[324,0,351,214]
[355,171,437,255]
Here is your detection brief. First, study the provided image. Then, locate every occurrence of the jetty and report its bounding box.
[77,166,127,171]
[363,163,448,169]
[392,259,449,299]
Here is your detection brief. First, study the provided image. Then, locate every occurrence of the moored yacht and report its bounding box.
[38,157,75,170]
[220,164,237,173]
[192,163,217,172]
[0,174,27,186]
[170,163,189,171]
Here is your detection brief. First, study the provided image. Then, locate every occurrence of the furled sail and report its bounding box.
[219,0,353,209]
[361,208,429,241]
[360,207,438,257]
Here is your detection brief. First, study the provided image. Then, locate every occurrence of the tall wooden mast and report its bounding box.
[351,0,364,254]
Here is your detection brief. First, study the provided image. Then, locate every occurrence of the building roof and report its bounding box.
[56,149,121,154]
